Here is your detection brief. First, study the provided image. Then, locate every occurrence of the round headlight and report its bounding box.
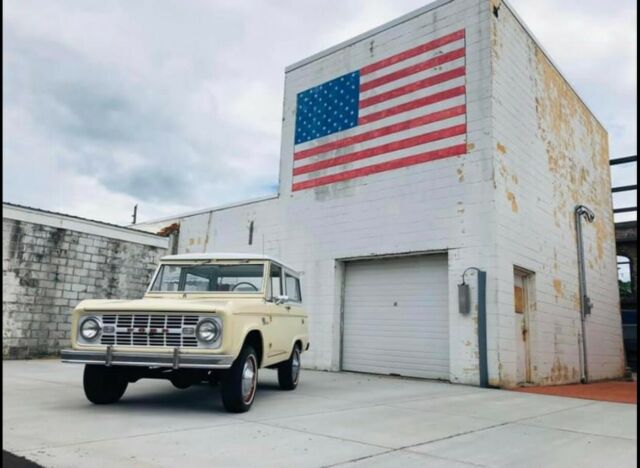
[196,319,220,343]
[80,317,101,341]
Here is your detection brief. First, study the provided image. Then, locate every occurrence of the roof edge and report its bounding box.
[283,0,605,130]
[3,202,168,249]
[285,0,454,73]
[133,194,279,227]
[498,0,605,130]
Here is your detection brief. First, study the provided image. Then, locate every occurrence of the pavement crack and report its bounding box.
[515,422,637,441]
[399,420,510,450]
[320,449,397,467]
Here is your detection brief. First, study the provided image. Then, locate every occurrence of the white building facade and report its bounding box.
[135,0,624,387]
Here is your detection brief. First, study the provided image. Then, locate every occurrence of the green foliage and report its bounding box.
[619,280,633,297]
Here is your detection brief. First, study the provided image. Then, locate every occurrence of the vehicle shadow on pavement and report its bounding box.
[104,378,285,414]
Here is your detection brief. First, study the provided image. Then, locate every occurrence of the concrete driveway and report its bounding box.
[3,359,637,468]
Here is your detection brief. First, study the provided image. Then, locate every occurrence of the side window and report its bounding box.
[270,264,283,298]
[285,273,302,302]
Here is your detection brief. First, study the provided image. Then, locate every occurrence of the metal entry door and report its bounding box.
[341,254,449,379]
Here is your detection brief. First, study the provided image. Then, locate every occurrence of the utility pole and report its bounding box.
[131,204,138,225]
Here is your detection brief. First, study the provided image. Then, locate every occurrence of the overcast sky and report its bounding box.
[3,0,637,225]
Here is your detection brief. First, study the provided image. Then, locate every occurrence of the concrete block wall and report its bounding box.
[2,217,167,358]
[134,0,497,384]
[133,0,623,387]
[490,0,624,384]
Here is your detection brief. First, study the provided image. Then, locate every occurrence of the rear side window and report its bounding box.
[285,273,302,302]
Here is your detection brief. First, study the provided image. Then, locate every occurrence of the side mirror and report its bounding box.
[274,295,289,305]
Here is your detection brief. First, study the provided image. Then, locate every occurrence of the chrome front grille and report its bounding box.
[100,314,200,348]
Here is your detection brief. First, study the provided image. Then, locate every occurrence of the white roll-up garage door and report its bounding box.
[341,254,449,380]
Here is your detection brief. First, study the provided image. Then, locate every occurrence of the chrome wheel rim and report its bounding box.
[292,349,300,384]
[242,355,257,404]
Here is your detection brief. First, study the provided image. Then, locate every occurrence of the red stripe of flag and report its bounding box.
[358,85,465,125]
[360,29,465,75]
[293,123,466,176]
[292,143,467,191]
[360,48,465,92]
[359,66,465,109]
[294,104,466,161]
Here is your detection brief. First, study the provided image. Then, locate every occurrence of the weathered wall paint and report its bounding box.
[138,0,495,384]
[134,0,623,386]
[490,0,623,384]
[2,218,166,358]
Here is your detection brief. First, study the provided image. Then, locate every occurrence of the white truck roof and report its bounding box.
[160,253,299,274]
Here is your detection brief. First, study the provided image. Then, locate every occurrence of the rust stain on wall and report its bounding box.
[466,143,475,152]
[553,279,564,298]
[496,142,507,154]
[593,217,607,261]
[534,46,613,265]
[541,356,573,384]
[572,292,580,310]
[506,191,518,213]
[156,223,179,237]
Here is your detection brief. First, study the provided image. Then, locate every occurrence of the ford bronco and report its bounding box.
[61,253,309,413]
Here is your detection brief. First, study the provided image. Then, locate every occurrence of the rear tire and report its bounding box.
[221,346,258,413]
[83,365,128,404]
[278,345,301,390]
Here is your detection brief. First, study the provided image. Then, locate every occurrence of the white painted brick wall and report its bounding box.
[490,0,624,384]
[133,0,496,385]
[134,0,623,386]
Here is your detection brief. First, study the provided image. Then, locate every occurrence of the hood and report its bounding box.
[76,297,233,313]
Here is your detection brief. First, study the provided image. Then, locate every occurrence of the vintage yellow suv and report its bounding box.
[61,253,309,413]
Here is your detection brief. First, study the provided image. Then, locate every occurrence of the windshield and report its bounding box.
[150,263,265,293]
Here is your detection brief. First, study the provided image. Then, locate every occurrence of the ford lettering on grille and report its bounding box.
[100,314,200,348]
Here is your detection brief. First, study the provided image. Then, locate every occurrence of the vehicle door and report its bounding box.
[283,270,305,347]
[264,262,290,361]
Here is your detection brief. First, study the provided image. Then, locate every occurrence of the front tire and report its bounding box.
[221,346,258,413]
[278,345,301,390]
[83,365,128,404]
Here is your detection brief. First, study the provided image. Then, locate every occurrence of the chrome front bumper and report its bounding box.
[61,348,235,369]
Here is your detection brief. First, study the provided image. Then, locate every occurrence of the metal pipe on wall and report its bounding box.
[574,205,595,383]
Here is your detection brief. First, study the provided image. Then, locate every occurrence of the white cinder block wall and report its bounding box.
[134,0,623,386]
[489,0,624,384]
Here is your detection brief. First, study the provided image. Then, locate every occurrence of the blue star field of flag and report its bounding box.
[294,71,360,145]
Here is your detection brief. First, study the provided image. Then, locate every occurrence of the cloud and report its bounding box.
[2,0,636,224]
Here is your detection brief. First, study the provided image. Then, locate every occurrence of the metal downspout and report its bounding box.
[574,205,595,383]
[477,270,488,388]
[461,268,489,388]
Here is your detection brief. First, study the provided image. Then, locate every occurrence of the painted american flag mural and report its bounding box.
[292,29,467,192]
